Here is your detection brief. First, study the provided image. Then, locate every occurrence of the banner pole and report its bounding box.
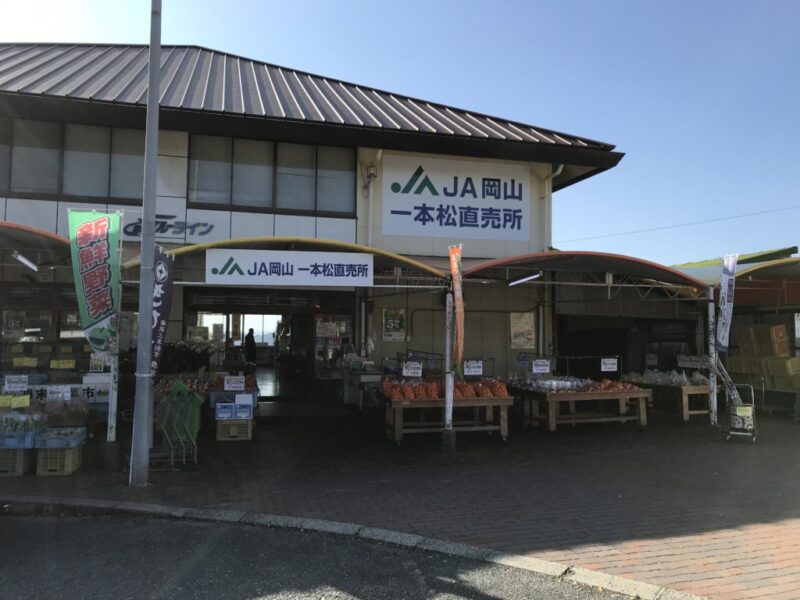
[129,0,161,487]
[708,286,718,426]
[107,209,124,443]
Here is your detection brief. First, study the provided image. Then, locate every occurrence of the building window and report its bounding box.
[276,143,315,211]
[63,124,111,197]
[316,146,355,213]
[0,119,10,192]
[110,128,144,199]
[188,134,232,204]
[11,119,61,194]
[232,138,273,208]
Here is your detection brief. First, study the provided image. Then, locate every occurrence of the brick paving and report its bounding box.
[3,408,800,599]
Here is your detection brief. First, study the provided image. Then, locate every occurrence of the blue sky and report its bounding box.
[1,0,797,265]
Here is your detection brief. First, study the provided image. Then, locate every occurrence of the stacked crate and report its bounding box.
[727,324,799,390]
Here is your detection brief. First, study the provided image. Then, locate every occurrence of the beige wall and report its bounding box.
[370,282,545,379]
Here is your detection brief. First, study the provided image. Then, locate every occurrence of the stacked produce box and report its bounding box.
[727,324,799,390]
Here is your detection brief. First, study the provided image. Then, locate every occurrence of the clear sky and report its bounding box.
[1,0,797,265]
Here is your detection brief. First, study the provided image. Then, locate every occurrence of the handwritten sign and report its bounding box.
[601,357,619,372]
[464,360,483,376]
[224,375,245,392]
[13,357,37,368]
[532,359,552,374]
[4,375,29,393]
[402,361,423,378]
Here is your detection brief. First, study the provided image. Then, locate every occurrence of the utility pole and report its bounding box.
[129,0,161,486]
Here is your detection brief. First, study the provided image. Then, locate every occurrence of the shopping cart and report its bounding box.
[727,383,757,443]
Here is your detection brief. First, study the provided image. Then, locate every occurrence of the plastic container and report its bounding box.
[34,427,87,449]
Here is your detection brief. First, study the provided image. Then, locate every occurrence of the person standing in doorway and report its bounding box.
[244,328,257,364]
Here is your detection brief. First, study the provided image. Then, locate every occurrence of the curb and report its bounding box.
[1,494,703,600]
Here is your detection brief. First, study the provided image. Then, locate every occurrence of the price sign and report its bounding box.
[4,375,29,393]
[464,360,483,376]
[224,375,245,391]
[60,345,73,354]
[11,344,23,354]
[89,353,107,373]
[677,355,708,369]
[0,395,13,407]
[532,359,551,374]
[402,361,423,378]
[13,357,37,368]
[601,357,619,372]
[646,353,658,367]
[47,385,72,401]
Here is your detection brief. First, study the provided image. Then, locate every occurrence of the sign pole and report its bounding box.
[442,292,455,453]
[129,0,161,487]
[707,286,718,426]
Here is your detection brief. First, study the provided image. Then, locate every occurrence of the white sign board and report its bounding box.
[4,375,28,393]
[206,249,373,287]
[47,385,72,401]
[235,393,254,406]
[600,358,619,372]
[464,360,483,376]
[677,355,709,370]
[532,359,552,374]
[402,361,423,378]
[646,353,658,367]
[224,375,245,391]
[381,152,531,241]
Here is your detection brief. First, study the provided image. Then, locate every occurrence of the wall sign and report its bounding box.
[206,249,374,287]
[382,308,406,342]
[382,152,531,241]
[646,353,658,367]
[510,312,536,349]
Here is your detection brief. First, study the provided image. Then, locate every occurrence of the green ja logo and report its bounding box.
[390,166,439,196]
[211,257,244,276]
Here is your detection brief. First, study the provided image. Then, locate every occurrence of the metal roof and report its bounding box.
[0,43,615,152]
[463,250,707,289]
[673,246,798,269]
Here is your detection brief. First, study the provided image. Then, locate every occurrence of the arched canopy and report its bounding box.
[0,220,70,265]
[123,236,447,280]
[464,250,707,290]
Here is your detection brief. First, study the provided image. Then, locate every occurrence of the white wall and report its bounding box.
[356,148,551,259]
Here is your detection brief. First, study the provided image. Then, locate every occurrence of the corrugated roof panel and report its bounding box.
[267,65,306,120]
[252,64,285,118]
[0,43,618,154]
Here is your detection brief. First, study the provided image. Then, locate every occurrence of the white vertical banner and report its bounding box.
[716,254,738,353]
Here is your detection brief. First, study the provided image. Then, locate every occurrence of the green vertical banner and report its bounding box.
[68,211,121,352]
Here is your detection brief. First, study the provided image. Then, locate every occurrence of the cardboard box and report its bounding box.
[753,324,790,357]
[771,375,800,390]
[761,356,800,376]
[734,326,757,354]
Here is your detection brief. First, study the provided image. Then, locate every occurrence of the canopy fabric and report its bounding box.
[463,250,707,289]
[122,236,447,279]
[0,220,70,264]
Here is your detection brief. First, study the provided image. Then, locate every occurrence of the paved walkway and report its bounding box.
[4,409,800,599]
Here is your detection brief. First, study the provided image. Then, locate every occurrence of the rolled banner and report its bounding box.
[449,244,465,367]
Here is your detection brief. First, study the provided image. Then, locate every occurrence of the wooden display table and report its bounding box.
[385,396,513,443]
[520,389,651,432]
[640,384,710,422]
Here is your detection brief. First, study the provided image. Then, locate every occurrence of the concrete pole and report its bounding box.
[707,286,718,426]
[129,0,161,486]
[442,292,456,453]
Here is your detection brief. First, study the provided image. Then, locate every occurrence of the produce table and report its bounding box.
[384,396,513,443]
[516,388,650,432]
[639,384,710,422]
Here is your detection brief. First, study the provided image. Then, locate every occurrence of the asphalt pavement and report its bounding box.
[1,514,622,599]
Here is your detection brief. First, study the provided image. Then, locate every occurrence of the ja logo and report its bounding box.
[390,166,439,196]
[211,257,244,276]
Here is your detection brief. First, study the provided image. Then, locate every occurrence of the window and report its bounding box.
[63,124,110,197]
[276,143,315,211]
[316,146,355,213]
[188,135,232,204]
[110,128,144,199]
[232,138,273,208]
[0,119,10,191]
[11,119,60,194]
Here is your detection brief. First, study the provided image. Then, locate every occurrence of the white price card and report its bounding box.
[4,375,28,393]
[224,375,245,391]
[464,360,483,376]
[532,359,551,374]
[646,353,658,367]
[234,393,254,406]
[402,361,423,378]
[600,358,619,372]
[47,385,72,401]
